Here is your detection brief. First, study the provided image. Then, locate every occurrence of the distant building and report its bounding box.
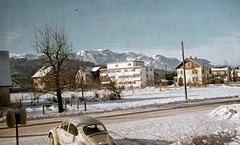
[100,61,154,89]
[0,51,12,105]
[211,66,232,83]
[233,67,240,81]
[75,66,102,90]
[31,66,53,90]
[75,66,101,85]
[175,56,212,86]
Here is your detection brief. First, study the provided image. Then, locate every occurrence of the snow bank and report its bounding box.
[211,104,240,124]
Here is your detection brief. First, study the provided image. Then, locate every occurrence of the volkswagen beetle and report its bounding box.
[48,116,116,145]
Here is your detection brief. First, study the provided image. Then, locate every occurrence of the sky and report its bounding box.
[0,0,240,65]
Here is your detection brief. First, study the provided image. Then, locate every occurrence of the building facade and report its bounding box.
[31,66,53,90]
[100,61,154,89]
[233,67,240,82]
[211,66,232,83]
[175,57,212,86]
[0,51,12,105]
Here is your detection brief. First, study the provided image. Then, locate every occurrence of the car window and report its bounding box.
[61,121,68,131]
[69,123,78,136]
[83,124,106,135]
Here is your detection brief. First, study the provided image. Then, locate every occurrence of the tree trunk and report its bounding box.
[57,90,64,113]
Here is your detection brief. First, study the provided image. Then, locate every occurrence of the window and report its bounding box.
[192,69,198,74]
[134,74,140,77]
[179,70,183,75]
[69,123,78,136]
[128,63,131,66]
[83,124,106,135]
[115,64,118,67]
[61,121,68,131]
[220,71,225,75]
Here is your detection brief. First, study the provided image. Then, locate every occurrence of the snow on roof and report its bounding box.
[101,81,111,85]
[211,67,229,71]
[31,66,52,78]
[189,58,212,68]
[92,67,100,72]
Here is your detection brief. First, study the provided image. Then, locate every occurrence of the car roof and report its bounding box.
[65,116,103,127]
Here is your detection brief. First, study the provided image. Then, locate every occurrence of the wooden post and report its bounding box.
[84,101,87,111]
[64,99,67,112]
[77,100,79,110]
[181,41,188,100]
[43,106,45,114]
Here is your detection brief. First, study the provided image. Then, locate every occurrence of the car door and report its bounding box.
[66,123,79,144]
[58,121,73,145]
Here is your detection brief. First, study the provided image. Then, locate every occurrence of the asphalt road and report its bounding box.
[0,97,240,144]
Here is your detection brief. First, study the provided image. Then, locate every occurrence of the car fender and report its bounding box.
[48,127,60,145]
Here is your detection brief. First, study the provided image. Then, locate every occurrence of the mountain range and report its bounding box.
[10,49,180,70]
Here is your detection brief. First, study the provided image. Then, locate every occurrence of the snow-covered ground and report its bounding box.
[7,84,240,119]
[1,84,240,144]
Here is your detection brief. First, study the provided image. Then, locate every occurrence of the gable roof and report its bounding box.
[175,57,212,69]
[189,58,212,68]
[32,66,52,78]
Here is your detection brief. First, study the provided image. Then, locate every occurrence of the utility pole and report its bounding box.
[165,64,167,79]
[181,41,188,100]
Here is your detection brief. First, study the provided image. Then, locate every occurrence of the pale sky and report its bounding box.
[0,0,240,65]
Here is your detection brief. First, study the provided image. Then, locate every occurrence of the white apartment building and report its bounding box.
[100,61,154,89]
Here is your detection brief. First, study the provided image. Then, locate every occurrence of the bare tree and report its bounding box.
[33,23,72,113]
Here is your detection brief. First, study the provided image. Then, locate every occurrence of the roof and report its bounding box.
[212,66,231,71]
[65,116,103,128]
[175,57,212,69]
[107,60,144,65]
[189,58,212,68]
[101,81,111,85]
[31,66,52,78]
[92,67,100,72]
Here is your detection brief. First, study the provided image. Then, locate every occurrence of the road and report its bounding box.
[0,97,240,144]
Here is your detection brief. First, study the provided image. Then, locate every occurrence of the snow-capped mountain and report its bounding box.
[9,53,37,60]
[74,49,180,70]
[10,49,180,70]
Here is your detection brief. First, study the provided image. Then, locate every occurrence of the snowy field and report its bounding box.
[1,84,240,144]
[6,84,240,120]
